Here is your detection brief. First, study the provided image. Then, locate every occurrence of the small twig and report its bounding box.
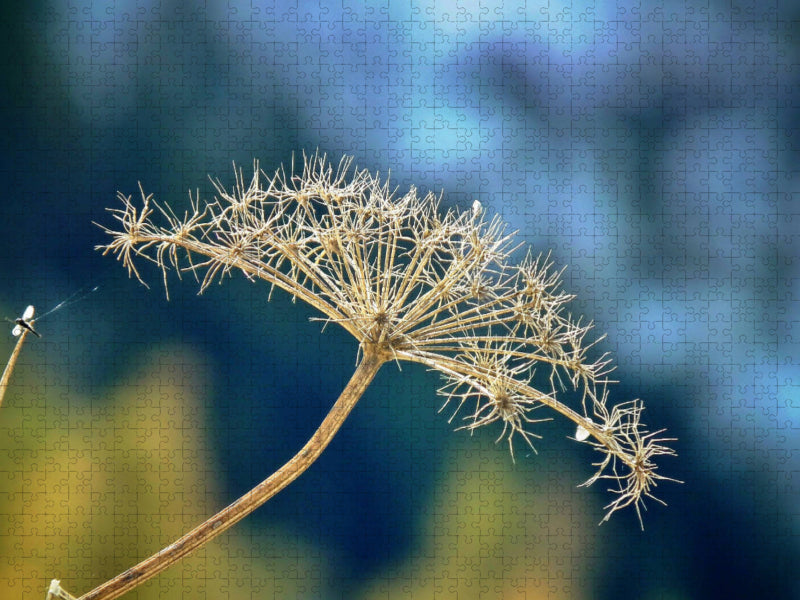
[46,579,78,600]
[0,327,30,408]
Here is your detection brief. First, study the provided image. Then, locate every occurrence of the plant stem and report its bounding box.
[76,349,386,600]
[0,328,30,409]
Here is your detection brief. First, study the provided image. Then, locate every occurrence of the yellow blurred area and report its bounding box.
[0,344,329,599]
[1,339,603,599]
[358,449,598,600]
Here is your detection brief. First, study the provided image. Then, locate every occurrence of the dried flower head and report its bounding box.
[97,152,678,525]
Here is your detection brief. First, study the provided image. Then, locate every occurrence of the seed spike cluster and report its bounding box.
[98,152,678,525]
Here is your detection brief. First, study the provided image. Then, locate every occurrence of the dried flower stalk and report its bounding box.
[75,153,677,599]
[0,325,33,408]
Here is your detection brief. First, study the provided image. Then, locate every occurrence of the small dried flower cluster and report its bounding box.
[98,153,677,525]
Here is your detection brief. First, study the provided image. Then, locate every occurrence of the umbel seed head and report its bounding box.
[97,152,678,526]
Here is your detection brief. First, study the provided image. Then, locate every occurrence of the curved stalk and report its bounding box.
[76,349,385,600]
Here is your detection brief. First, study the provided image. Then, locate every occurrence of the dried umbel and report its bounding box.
[85,153,678,598]
[100,153,676,521]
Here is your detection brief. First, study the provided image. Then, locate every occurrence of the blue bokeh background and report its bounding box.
[1,1,797,598]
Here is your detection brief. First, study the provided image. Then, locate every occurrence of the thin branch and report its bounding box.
[75,349,386,600]
[0,327,31,408]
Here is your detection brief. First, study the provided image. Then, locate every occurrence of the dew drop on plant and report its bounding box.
[575,420,592,441]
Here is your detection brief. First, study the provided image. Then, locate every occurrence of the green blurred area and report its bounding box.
[356,449,600,600]
[0,338,619,599]
[0,343,330,599]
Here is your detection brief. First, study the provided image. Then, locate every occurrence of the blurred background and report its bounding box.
[0,1,797,598]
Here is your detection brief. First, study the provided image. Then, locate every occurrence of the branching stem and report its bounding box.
[75,349,386,600]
